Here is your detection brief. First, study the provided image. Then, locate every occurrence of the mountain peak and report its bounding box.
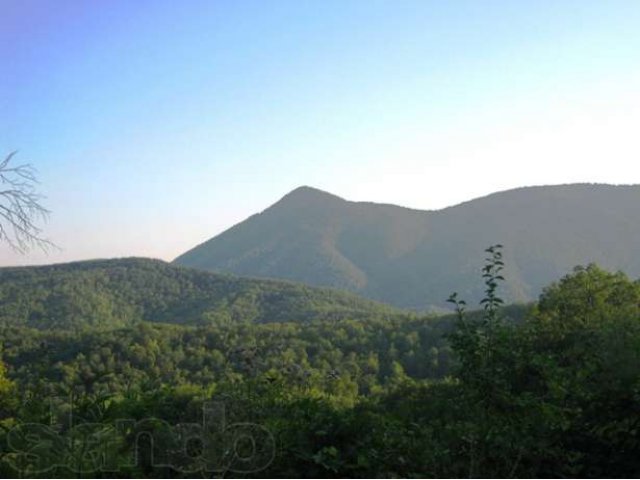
[276,186,346,205]
[175,183,640,309]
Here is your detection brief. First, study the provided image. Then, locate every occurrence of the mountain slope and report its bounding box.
[0,257,397,330]
[175,184,640,309]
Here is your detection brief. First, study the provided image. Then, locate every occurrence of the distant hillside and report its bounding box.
[175,184,640,309]
[0,258,397,330]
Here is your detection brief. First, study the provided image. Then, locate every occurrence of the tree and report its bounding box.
[0,356,16,420]
[448,256,640,477]
[0,151,53,252]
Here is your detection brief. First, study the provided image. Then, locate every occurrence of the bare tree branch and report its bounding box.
[0,151,56,253]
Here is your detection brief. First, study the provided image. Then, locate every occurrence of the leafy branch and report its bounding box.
[480,244,504,326]
[447,244,505,326]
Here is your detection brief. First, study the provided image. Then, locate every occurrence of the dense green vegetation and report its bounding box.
[175,184,640,309]
[0,257,397,330]
[1,248,639,477]
[0,314,458,398]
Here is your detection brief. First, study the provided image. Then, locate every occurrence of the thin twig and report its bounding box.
[0,151,57,253]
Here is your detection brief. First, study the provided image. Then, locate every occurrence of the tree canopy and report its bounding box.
[0,256,638,477]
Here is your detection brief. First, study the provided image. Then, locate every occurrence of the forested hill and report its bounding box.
[175,183,640,309]
[0,257,398,330]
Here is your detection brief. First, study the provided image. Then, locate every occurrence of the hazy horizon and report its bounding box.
[2,181,639,268]
[2,0,640,266]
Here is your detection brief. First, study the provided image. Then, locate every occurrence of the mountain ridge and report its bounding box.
[0,257,399,330]
[175,183,640,309]
[274,182,640,213]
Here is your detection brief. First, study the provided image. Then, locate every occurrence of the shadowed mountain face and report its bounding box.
[174,184,640,310]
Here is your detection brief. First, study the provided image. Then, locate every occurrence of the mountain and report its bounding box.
[0,257,397,330]
[175,184,640,309]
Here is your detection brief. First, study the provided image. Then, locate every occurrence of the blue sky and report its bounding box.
[2,0,640,265]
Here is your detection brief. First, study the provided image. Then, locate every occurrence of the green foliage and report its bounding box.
[0,257,398,330]
[0,361,11,396]
[0,359,15,420]
[444,253,640,477]
[0,314,456,397]
[1,247,639,477]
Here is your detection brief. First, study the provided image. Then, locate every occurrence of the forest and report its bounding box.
[4,0,639,477]
[0,257,396,330]
[1,247,639,478]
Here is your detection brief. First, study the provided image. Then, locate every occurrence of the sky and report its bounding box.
[1,0,640,266]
